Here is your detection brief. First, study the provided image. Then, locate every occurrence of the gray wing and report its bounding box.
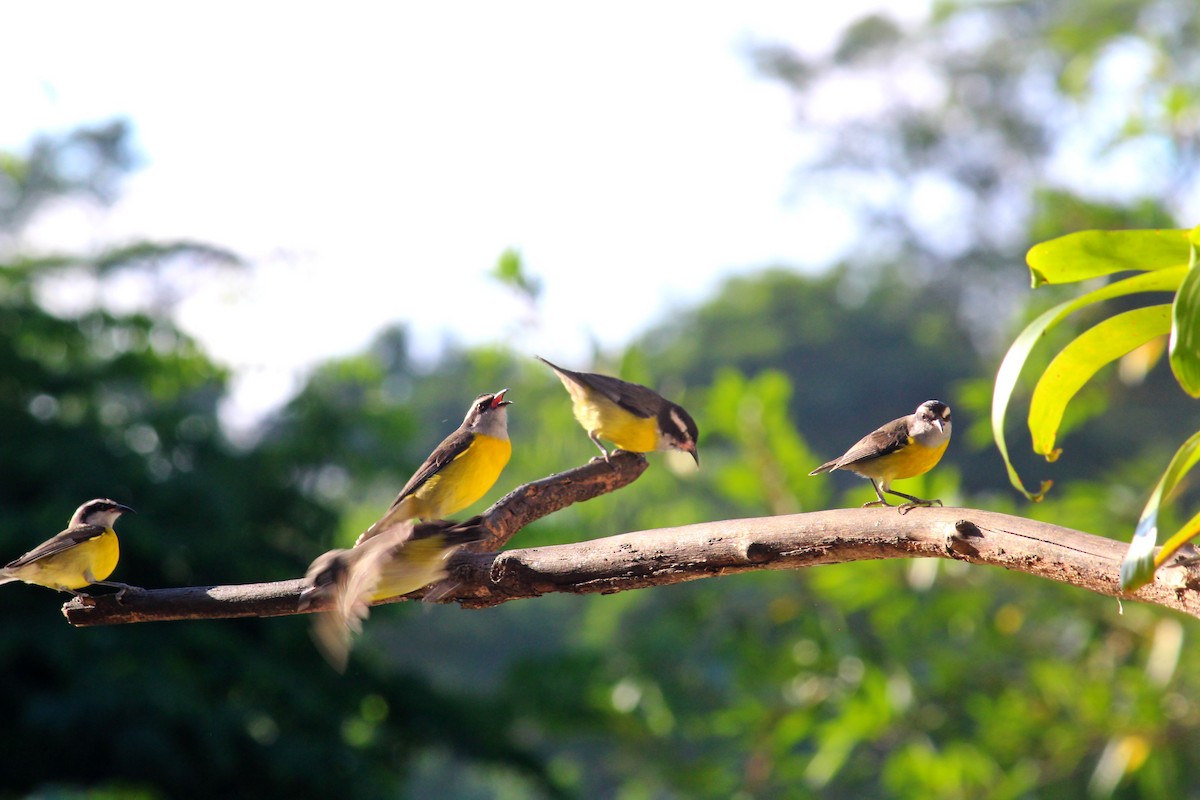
[389,429,475,509]
[300,522,418,671]
[346,518,483,610]
[829,417,910,467]
[539,357,661,419]
[302,518,486,671]
[4,524,106,569]
[811,416,909,474]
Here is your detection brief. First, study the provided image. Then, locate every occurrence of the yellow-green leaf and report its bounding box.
[1155,508,1200,570]
[1029,305,1172,459]
[992,267,1187,500]
[1120,430,1200,591]
[1168,241,1200,397]
[1027,229,1191,288]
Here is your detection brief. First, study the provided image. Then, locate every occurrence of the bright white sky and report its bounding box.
[2,1,927,430]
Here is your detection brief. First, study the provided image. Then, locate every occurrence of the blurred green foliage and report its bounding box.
[5,1,1200,797]
[0,126,558,799]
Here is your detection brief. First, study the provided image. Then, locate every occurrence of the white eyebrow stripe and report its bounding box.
[668,408,687,437]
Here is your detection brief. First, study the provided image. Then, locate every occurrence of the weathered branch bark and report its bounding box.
[443,508,1200,617]
[64,457,1200,626]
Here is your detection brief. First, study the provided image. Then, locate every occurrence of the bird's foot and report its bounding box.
[94,580,144,603]
[591,449,621,466]
[897,499,942,515]
[113,584,145,604]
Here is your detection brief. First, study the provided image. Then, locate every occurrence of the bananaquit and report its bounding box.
[536,356,699,464]
[0,499,137,597]
[810,400,951,512]
[301,517,486,671]
[358,389,511,544]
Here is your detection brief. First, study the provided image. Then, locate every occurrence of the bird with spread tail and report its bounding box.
[357,389,512,545]
[300,517,486,670]
[810,400,952,512]
[536,356,699,464]
[1,498,138,597]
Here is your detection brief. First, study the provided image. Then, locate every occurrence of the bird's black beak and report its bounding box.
[491,388,512,408]
[116,503,137,515]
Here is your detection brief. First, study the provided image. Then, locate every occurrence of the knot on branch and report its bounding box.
[947,519,983,558]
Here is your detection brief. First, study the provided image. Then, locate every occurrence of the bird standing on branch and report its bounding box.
[1,499,138,598]
[358,389,512,545]
[810,400,952,513]
[537,356,699,464]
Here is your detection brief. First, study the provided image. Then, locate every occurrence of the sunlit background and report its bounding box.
[3,1,1200,797]
[3,0,934,434]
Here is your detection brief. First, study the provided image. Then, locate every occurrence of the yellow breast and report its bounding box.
[406,433,512,520]
[571,395,660,453]
[370,536,456,601]
[875,437,950,482]
[17,530,120,591]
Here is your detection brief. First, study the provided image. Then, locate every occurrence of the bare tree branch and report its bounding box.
[63,455,1200,626]
[465,450,650,552]
[63,452,650,626]
[442,508,1200,617]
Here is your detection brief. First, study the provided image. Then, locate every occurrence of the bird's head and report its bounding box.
[463,388,512,437]
[71,498,136,529]
[658,402,700,465]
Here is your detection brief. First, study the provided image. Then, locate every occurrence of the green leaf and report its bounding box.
[1028,305,1173,459]
[1156,508,1200,569]
[493,247,524,284]
[1168,240,1200,397]
[1120,430,1200,591]
[992,267,1187,500]
[490,246,543,302]
[1026,229,1192,288]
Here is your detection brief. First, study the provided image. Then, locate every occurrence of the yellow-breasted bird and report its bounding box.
[357,389,512,544]
[0,498,137,597]
[300,516,486,671]
[810,400,952,512]
[536,356,699,464]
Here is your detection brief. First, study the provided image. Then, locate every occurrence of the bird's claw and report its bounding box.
[115,585,145,604]
[897,499,942,515]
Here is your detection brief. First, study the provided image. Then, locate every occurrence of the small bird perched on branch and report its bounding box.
[0,498,139,598]
[300,517,486,671]
[810,400,952,513]
[357,389,512,545]
[536,356,700,464]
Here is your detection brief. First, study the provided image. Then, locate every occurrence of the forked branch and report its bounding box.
[63,452,1200,626]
